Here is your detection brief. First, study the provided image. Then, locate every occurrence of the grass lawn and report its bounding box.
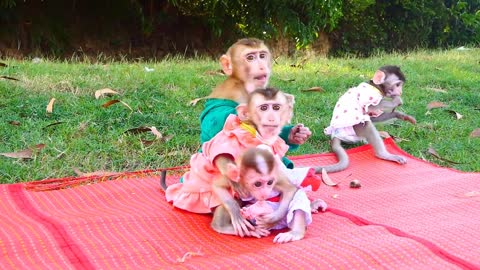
[0,48,479,183]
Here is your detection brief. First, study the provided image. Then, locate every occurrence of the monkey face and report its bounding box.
[242,168,276,201]
[249,95,290,140]
[234,46,272,93]
[382,73,404,97]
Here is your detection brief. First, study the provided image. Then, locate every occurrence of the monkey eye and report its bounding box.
[254,181,262,187]
[245,54,256,62]
[259,104,269,111]
[267,179,274,185]
[272,104,281,110]
[259,52,267,59]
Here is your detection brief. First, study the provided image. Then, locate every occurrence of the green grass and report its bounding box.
[1,49,479,183]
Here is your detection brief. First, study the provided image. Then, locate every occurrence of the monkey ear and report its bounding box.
[284,93,295,107]
[220,54,233,76]
[372,70,386,85]
[226,163,240,182]
[236,103,249,121]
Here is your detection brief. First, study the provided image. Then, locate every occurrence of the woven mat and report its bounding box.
[1,138,479,269]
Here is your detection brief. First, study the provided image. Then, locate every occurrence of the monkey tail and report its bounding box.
[314,138,349,173]
[159,170,168,191]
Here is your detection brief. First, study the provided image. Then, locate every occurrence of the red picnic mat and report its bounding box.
[1,138,479,269]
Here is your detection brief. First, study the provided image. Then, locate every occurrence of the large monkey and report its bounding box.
[316,65,416,173]
[200,38,311,169]
[227,146,327,243]
[166,88,320,238]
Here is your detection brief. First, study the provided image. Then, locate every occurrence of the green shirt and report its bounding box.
[199,98,299,169]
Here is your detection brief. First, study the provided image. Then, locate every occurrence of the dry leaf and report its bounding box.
[204,69,224,76]
[427,146,461,164]
[189,96,207,106]
[0,144,45,159]
[102,99,120,108]
[321,168,339,187]
[427,101,447,110]
[0,62,7,67]
[149,126,163,139]
[426,87,447,93]
[46,98,56,113]
[446,110,463,120]
[301,86,324,92]
[43,121,65,129]
[9,120,21,126]
[0,75,19,81]
[279,78,296,82]
[470,128,480,138]
[95,88,119,99]
[125,127,152,134]
[119,100,133,111]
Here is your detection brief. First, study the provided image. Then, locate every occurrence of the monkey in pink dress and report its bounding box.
[165,114,319,214]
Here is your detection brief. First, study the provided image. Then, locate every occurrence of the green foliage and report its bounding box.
[331,0,480,56]
[168,0,343,49]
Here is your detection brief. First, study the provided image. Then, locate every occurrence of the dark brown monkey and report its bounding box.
[317,65,416,173]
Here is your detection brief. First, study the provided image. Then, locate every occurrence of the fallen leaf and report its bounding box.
[149,126,163,139]
[427,101,447,110]
[427,146,461,164]
[9,120,21,126]
[95,88,119,99]
[204,69,224,76]
[426,87,447,93]
[0,75,20,81]
[470,128,480,138]
[102,100,120,108]
[321,168,340,187]
[301,86,324,92]
[125,126,152,134]
[43,121,65,129]
[0,62,7,67]
[0,144,45,159]
[446,109,463,120]
[119,100,133,111]
[189,96,207,106]
[125,126,166,143]
[46,98,56,113]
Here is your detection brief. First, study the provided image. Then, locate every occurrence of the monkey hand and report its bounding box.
[288,124,312,145]
[310,199,328,213]
[224,199,257,237]
[400,114,416,125]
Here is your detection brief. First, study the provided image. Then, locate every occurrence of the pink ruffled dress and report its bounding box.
[324,82,383,143]
[165,114,290,214]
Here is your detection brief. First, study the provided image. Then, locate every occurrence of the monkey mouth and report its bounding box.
[254,74,268,85]
[260,125,280,134]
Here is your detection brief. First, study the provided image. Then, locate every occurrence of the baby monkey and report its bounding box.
[227,146,326,244]
[318,65,416,173]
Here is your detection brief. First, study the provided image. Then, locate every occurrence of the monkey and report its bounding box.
[316,65,416,173]
[226,146,327,243]
[200,38,312,167]
[160,38,312,190]
[165,88,321,238]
